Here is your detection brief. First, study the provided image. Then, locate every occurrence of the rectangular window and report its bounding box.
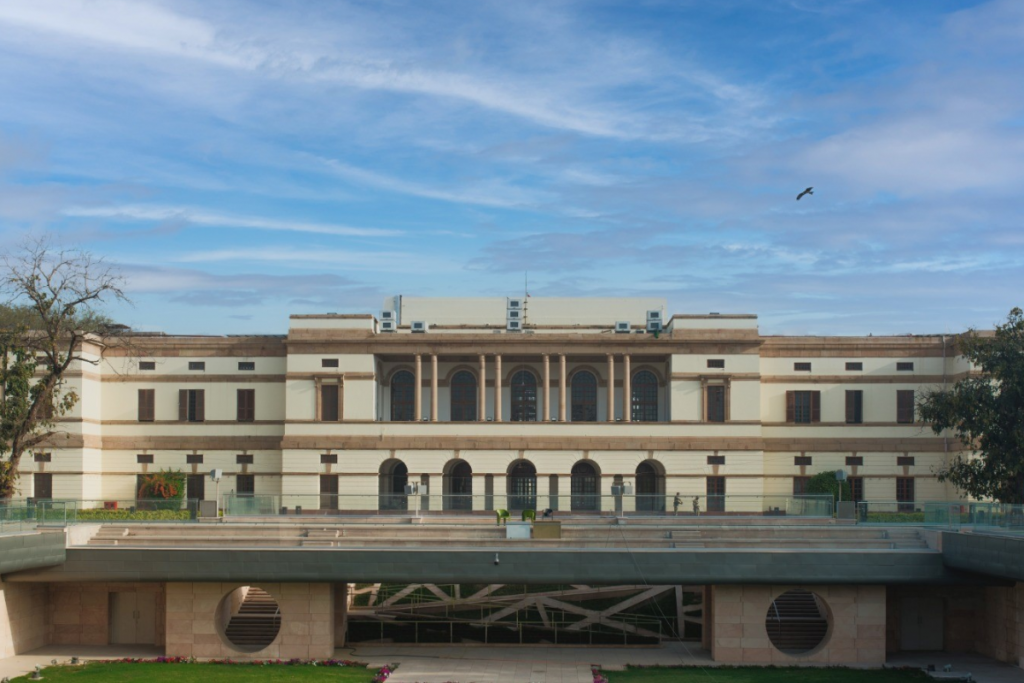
[845,362,863,371]
[321,453,339,464]
[320,384,340,422]
[845,390,863,424]
[706,385,726,423]
[707,359,725,369]
[320,474,339,510]
[238,361,256,371]
[188,361,205,371]
[136,454,153,464]
[37,397,53,420]
[793,476,810,495]
[786,390,820,423]
[236,474,255,497]
[139,361,156,371]
[896,362,914,371]
[897,390,915,424]
[138,389,155,422]
[322,358,339,368]
[33,473,53,500]
[849,476,864,502]
[186,474,205,501]
[706,476,725,512]
[178,389,205,422]
[33,452,51,463]
[846,456,864,466]
[897,456,916,467]
[236,389,255,422]
[706,455,725,465]
[236,454,254,465]
[794,362,812,372]
[896,477,915,512]
[186,454,203,465]
[794,456,812,466]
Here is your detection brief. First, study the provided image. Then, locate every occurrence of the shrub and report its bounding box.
[137,469,186,511]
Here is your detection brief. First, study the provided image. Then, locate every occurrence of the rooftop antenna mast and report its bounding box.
[524,271,530,324]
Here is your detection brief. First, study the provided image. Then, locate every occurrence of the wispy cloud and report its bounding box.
[64,205,401,238]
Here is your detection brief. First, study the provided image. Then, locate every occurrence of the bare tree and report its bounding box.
[0,237,129,499]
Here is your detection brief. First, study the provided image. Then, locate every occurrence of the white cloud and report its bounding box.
[63,205,402,238]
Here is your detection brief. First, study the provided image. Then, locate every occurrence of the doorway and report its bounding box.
[900,597,943,650]
[109,592,157,645]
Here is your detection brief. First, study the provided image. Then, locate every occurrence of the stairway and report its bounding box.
[224,587,280,651]
[765,589,828,654]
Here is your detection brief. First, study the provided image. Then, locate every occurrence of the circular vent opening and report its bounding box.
[765,589,830,655]
[218,586,281,652]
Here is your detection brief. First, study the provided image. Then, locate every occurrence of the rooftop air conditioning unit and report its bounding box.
[614,321,630,333]
[379,320,396,332]
[647,310,662,322]
[411,321,428,333]
[380,310,395,321]
[507,310,521,320]
[646,320,663,334]
[507,298,523,310]
[507,320,523,332]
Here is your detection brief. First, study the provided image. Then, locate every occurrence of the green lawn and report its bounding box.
[608,666,932,682]
[9,662,375,682]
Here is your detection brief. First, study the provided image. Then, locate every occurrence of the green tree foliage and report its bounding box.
[137,469,186,511]
[0,238,127,499]
[919,308,1024,503]
[804,470,852,502]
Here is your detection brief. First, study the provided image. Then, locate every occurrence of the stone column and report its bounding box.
[494,355,503,422]
[430,354,438,422]
[478,354,486,422]
[558,354,567,422]
[542,354,551,422]
[607,354,615,422]
[414,354,423,421]
[623,354,631,423]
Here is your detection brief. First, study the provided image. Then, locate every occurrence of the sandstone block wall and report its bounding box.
[49,582,165,646]
[165,582,333,660]
[711,584,886,666]
[0,579,49,658]
[978,582,1024,666]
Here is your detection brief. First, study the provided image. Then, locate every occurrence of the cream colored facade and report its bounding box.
[13,296,967,509]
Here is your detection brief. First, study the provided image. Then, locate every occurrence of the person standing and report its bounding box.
[673,492,681,515]
[692,496,701,517]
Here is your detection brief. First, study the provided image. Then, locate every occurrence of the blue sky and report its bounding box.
[0,0,1022,335]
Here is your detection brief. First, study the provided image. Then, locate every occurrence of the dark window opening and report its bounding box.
[510,370,538,422]
[320,384,340,422]
[631,370,659,422]
[237,389,255,422]
[707,385,726,423]
[570,371,597,422]
[897,362,914,372]
[139,361,156,371]
[188,361,205,371]
[238,361,256,371]
[896,477,915,512]
[845,390,863,424]
[845,362,863,371]
[236,474,255,497]
[390,370,415,421]
[707,359,725,369]
[322,358,339,368]
[794,362,812,372]
[179,389,205,422]
[897,390,915,424]
[450,371,478,422]
[787,391,820,424]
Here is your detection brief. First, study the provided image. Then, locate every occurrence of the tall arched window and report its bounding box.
[510,370,537,422]
[631,370,659,422]
[450,370,477,422]
[443,460,473,511]
[635,460,666,512]
[571,371,598,422]
[507,461,537,511]
[390,370,415,421]
[570,461,600,511]
[379,459,408,511]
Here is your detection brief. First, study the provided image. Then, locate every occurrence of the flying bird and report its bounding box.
[796,187,814,201]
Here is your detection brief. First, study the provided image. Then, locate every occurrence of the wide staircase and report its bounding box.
[224,587,280,651]
[84,518,932,550]
[765,589,829,653]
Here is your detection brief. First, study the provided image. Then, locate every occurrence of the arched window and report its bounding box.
[631,370,659,422]
[570,461,600,511]
[450,370,477,422]
[510,370,537,422]
[379,459,408,511]
[443,460,473,511]
[571,371,598,422]
[507,461,537,511]
[635,460,666,512]
[390,370,415,421]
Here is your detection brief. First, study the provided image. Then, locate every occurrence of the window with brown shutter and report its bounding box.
[793,476,810,495]
[237,389,255,422]
[896,477,915,512]
[706,385,726,423]
[236,474,255,497]
[848,476,864,502]
[179,389,205,422]
[321,384,340,422]
[138,389,155,422]
[897,390,915,423]
[845,390,863,424]
[787,391,820,423]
